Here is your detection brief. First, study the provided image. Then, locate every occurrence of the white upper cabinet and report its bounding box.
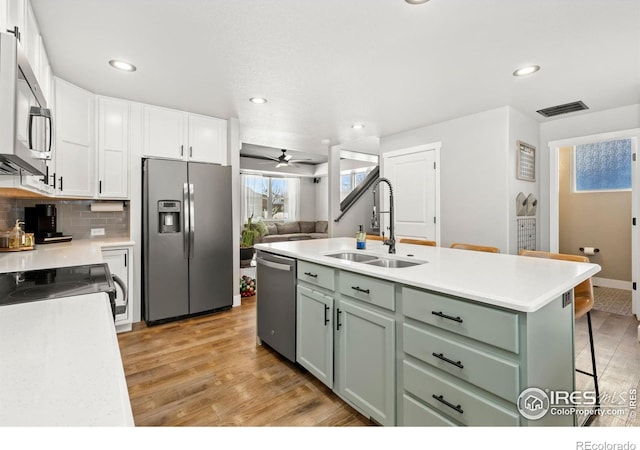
[0,0,8,32]
[97,97,130,199]
[187,114,227,164]
[143,104,227,165]
[54,78,95,198]
[142,104,188,160]
[6,0,25,40]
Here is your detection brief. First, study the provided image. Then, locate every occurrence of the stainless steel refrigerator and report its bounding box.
[143,158,233,324]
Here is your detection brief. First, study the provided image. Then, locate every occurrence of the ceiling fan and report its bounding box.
[260,149,310,168]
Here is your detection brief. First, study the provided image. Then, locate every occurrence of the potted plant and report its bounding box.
[240,214,267,265]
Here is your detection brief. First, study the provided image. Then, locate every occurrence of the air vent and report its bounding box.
[536,101,589,118]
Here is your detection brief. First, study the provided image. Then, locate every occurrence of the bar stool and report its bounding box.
[450,242,500,253]
[399,238,436,246]
[519,250,600,420]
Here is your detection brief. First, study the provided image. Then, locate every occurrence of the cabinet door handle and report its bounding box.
[432,394,463,414]
[99,180,102,194]
[351,286,370,294]
[7,26,21,42]
[432,352,464,369]
[59,176,63,191]
[181,145,184,156]
[189,146,193,157]
[431,311,463,323]
[51,172,56,189]
[336,308,342,330]
[124,253,127,267]
[324,305,330,326]
[304,272,318,278]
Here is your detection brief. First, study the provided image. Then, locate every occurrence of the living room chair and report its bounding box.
[399,238,436,246]
[450,242,500,253]
[519,250,600,420]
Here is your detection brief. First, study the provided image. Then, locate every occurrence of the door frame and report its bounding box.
[548,128,640,319]
[381,142,441,244]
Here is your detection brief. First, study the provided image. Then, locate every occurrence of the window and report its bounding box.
[574,139,632,192]
[241,174,300,222]
[340,167,374,201]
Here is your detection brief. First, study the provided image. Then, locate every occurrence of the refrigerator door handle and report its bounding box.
[189,183,195,258]
[183,182,190,259]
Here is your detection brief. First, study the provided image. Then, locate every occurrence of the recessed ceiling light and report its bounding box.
[351,124,365,130]
[108,60,136,72]
[513,65,540,77]
[249,97,267,104]
[405,0,430,4]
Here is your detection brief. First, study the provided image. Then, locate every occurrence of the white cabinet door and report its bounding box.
[97,97,129,199]
[54,78,95,198]
[37,35,52,105]
[142,104,187,160]
[188,114,227,164]
[23,1,39,76]
[102,247,133,333]
[6,0,25,41]
[296,285,333,389]
[335,298,395,426]
[0,0,8,32]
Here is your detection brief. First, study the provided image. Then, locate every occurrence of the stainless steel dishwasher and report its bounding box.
[256,250,297,362]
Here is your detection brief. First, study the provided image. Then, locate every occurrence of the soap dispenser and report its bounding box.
[9,220,25,249]
[356,225,366,250]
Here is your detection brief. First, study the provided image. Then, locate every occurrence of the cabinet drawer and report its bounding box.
[403,360,520,426]
[298,261,335,291]
[402,394,457,426]
[339,271,395,311]
[403,287,519,353]
[403,323,519,402]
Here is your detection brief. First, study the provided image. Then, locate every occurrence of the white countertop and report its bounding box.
[0,293,134,426]
[0,238,135,273]
[255,238,601,313]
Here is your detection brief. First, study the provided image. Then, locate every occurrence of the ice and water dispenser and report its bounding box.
[158,200,181,233]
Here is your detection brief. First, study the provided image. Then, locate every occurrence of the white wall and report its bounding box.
[229,118,242,307]
[379,107,511,251]
[315,177,328,221]
[507,107,540,254]
[298,177,317,221]
[539,104,640,250]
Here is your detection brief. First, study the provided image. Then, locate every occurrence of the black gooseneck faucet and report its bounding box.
[372,177,395,254]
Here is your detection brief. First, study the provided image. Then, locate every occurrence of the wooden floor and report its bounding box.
[118,298,639,427]
[117,296,372,426]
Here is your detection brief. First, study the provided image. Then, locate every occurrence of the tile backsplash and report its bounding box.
[0,197,129,239]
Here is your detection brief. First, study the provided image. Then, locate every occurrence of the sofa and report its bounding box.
[259,221,329,243]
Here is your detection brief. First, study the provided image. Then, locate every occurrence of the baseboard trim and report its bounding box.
[592,277,632,291]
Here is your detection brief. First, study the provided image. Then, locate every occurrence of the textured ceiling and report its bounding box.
[31,0,640,157]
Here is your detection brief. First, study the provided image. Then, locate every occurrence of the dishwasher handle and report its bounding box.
[257,257,292,272]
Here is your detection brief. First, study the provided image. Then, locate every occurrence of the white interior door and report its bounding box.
[381,143,440,242]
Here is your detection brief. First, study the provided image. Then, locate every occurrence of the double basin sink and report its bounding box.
[325,252,427,268]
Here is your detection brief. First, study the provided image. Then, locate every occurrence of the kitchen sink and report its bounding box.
[364,258,426,268]
[326,252,379,263]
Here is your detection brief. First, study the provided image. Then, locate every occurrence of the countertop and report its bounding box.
[255,238,601,313]
[0,292,134,426]
[0,238,135,273]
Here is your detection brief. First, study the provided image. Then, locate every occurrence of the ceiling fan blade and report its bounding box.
[284,154,292,161]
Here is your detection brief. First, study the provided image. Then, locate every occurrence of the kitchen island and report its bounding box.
[255,238,601,427]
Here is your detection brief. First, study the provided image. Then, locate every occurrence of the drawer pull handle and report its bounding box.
[324,305,330,326]
[336,308,342,330]
[432,352,464,369]
[431,311,463,323]
[351,286,370,294]
[432,394,464,414]
[304,272,318,278]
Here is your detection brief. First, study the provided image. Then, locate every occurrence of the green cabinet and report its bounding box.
[296,284,333,389]
[335,298,395,426]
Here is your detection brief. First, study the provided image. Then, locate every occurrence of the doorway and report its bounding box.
[549,130,639,337]
[381,143,441,243]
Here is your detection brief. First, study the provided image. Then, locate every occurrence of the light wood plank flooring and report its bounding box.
[117,296,372,426]
[118,298,639,427]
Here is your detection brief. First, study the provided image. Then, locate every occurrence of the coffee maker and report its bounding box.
[24,204,72,244]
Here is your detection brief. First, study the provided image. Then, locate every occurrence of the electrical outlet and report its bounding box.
[91,228,105,237]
